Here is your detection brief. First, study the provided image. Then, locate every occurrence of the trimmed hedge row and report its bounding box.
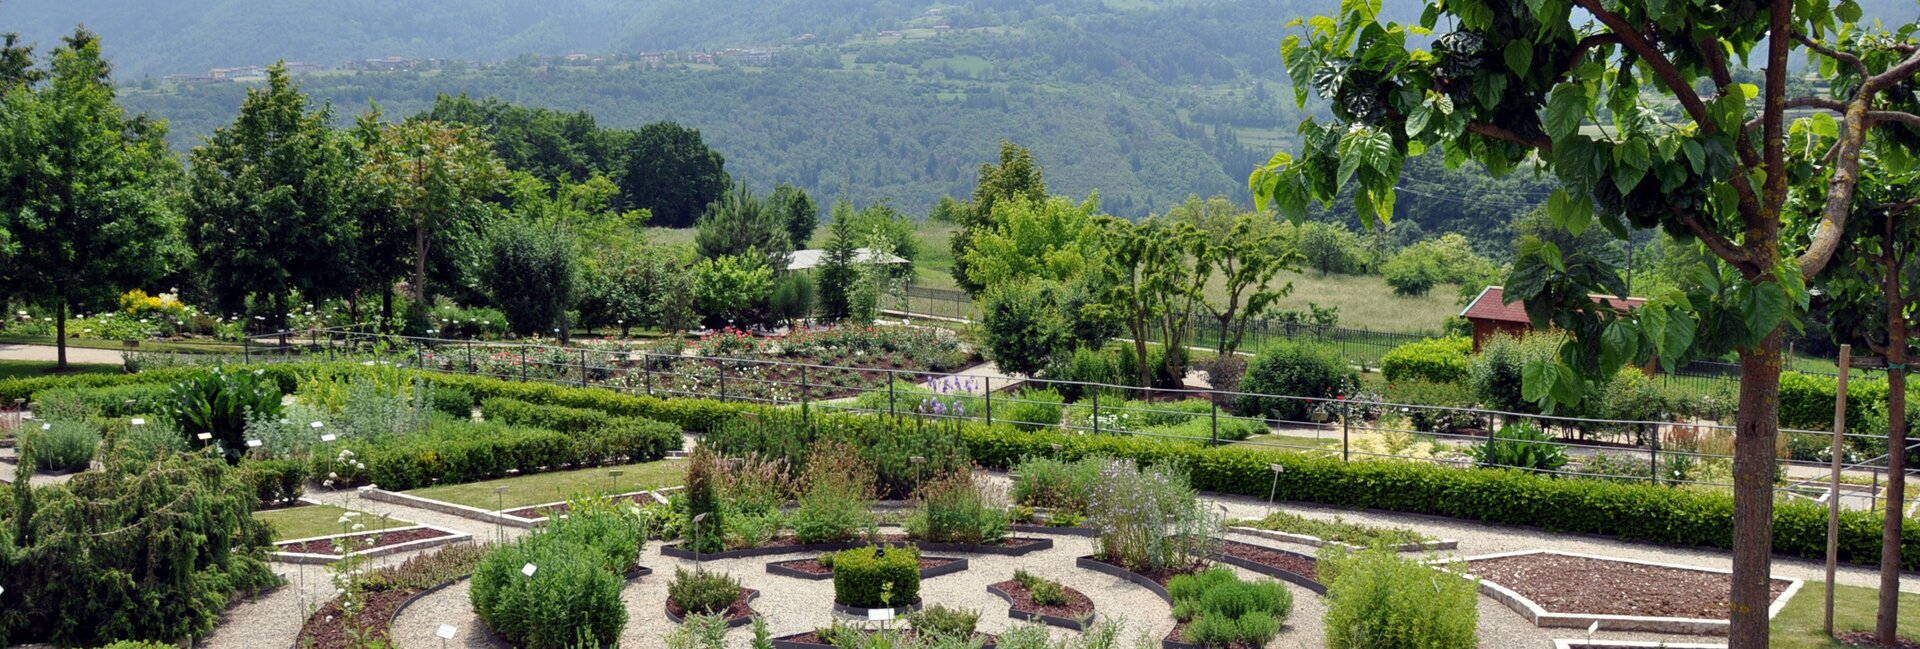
[317,414,682,491]
[1778,371,1918,432]
[1379,336,1473,385]
[960,426,1920,570]
[34,383,174,419]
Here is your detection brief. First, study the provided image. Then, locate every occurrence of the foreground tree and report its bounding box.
[185,63,358,328]
[696,182,793,269]
[0,31,176,369]
[361,118,504,329]
[621,121,728,228]
[1255,0,1920,643]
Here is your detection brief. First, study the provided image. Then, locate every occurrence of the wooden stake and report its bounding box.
[1825,344,1851,637]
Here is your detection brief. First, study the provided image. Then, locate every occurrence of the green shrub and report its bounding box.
[706,408,967,499]
[34,383,172,420]
[159,367,285,463]
[791,439,877,543]
[1041,346,1131,400]
[1467,333,1562,414]
[24,420,97,472]
[469,537,627,649]
[1010,455,1104,514]
[239,458,309,507]
[683,447,727,553]
[668,568,743,615]
[482,396,614,432]
[1379,337,1472,385]
[906,605,979,638]
[904,469,1008,545]
[1468,421,1570,474]
[1321,547,1477,649]
[1168,567,1291,648]
[1085,458,1218,572]
[979,280,1068,376]
[831,545,921,607]
[429,385,475,418]
[1013,569,1070,606]
[542,497,649,571]
[1381,380,1484,434]
[1000,388,1065,431]
[1236,342,1356,421]
[1146,416,1265,443]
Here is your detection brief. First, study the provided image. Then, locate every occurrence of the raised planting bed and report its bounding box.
[768,556,968,581]
[271,525,471,565]
[829,597,925,620]
[1226,525,1456,553]
[1210,539,1326,595]
[361,486,668,529]
[666,588,762,628]
[500,490,662,521]
[660,533,1052,560]
[1458,550,1803,635]
[987,580,1095,630]
[771,627,995,649]
[1074,555,1202,605]
[293,545,489,649]
[1550,642,1727,649]
[1008,523,1098,537]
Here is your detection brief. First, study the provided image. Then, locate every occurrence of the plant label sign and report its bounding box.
[320,434,338,442]
[436,624,457,640]
[247,439,263,448]
[197,433,214,441]
[129,417,143,425]
[522,563,538,577]
[867,608,895,622]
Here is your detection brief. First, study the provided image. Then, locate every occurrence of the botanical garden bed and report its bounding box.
[767,556,968,580]
[1460,550,1802,635]
[771,626,995,649]
[660,534,1051,559]
[665,588,762,627]
[1209,539,1326,595]
[270,525,470,564]
[986,580,1095,630]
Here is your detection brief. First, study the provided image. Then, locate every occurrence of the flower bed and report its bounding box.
[659,533,1051,560]
[986,578,1095,630]
[294,545,488,649]
[665,588,762,628]
[1461,550,1802,635]
[1209,540,1325,595]
[767,556,967,581]
[770,627,994,649]
[270,525,469,565]
[501,491,660,520]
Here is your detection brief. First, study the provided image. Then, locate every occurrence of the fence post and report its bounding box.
[244,336,251,363]
[466,339,473,373]
[416,342,423,369]
[888,371,897,417]
[1210,398,1219,446]
[579,350,588,388]
[719,363,728,401]
[519,345,527,382]
[801,365,811,423]
[984,376,993,426]
[327,332,335,362]
[1093,389,1101,435]
[1649,423,1660,484]
[1341,401,1350,462]
[642,353,653,396]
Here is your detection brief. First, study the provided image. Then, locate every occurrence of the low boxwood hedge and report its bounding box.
[832,545,922,608]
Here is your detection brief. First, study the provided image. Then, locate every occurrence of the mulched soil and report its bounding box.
[667,588,761,622]
[297,589,412,649]
[503,492,655,519]
[1835,632,1920,649]
[773,557,958,577]
[781,630,996,647]
[726,535,1043,552]
[990,579,1094,619]
[1465,553,1793,619]
[1217,540,1319,581]
[276,527,453,555]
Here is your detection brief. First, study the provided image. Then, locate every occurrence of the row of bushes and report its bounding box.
[960,425,1920,570]
[314,412,680,491]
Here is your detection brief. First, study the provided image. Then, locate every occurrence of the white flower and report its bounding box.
[328,472,339,479]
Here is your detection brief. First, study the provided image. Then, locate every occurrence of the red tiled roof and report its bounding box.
[1459,286,1645,324]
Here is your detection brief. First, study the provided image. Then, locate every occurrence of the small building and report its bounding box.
[785,248,908,271]
[1459,286,1646,352]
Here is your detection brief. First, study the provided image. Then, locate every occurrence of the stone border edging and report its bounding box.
[1008,524,1097,537]
[767,556,969,581]
[1226,525,1457,553]
[1448,549,1804,636]
[1208,545,1327,595]
[1549,641,1727,649]
[985,583,1094,630]
[662,535,1051,560]
[665,588,761,628]
[268,524,471,565]
[830,597,925,619]
[358,486,667,529]
[1074,555,1172,605]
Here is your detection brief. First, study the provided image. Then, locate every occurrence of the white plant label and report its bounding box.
[19,412,31,420]
[320,434,338,442]
[867,608,895,622]
[311,421,326,429]
[41,423,50,430]
[197,433,214,441]
[521,563,538,577]
[129,417,144,425]
[436,625,457,640]
[247,439,263,448]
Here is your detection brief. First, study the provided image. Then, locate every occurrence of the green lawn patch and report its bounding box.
[255,503,414,542]
[1770,582,1920,648]
[0,335,247,354]
[403,459,684,510]
[0,360,120,380]
[1231,510,1432,546]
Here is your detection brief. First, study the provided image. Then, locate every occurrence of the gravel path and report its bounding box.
[0,342,126,365]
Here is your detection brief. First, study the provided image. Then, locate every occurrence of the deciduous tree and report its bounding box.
[621,121,728,228]
[951,141,1047,293]
[361,117,505,329]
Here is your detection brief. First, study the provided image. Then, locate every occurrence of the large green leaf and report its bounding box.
[1600,319,1640,373]
[1545,84,1586,139]
[1504,40,1534,75]
[1522,359,1558,404]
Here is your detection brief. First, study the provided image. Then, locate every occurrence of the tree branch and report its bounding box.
[1869,110,1920,129]
[1699,36,1735,91]
[1466,122,1553,151]
[1801,100,1871,277]
[1669,206,1755,271]
[1563,34,1621,79]
[1863,47,1920,94]
[1792,30,1869,77]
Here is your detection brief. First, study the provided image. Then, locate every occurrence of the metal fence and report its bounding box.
[260,326,1918,515]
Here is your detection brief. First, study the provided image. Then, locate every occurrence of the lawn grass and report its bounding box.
[404,459,684,510]
[1232,510,1432,546]
[1770,582,1920,648]
[0,360,121,380]
[254,503,414,542]
[0,335,246,354]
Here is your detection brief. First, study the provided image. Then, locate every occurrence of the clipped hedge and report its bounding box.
[318,413,681,492]
[832,545,922,608]
[1777,371,1917,433]
[240,458,310,507]
[33,383,173,419]
[1379,337,1473,385]
[482,397,615,432]
[960,426,1920,570]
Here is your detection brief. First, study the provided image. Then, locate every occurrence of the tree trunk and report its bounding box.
[1133,313,1151,391]
[413,223,429,324]
[1730,330,1784,648]
[380,288,394,334]
[53,284,67,371]
[1877,258,1908,644]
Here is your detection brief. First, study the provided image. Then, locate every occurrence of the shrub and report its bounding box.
[1468,421,1570,474]
[831,545,921,608]
[159,367,284,463]
[1232,511,1429,547]
[791,439,878,543]
[906,605,980,638]
[1379,337,1472,385]
[904,468,1008,545]
[24,420,97,473]
[683,447,727,553]
[542,497,648,572]
[1010,455,1103,514]
[482,396,613,432]
[1042,347,1131,400]
[1321,547,1477,649]
[705,409,968,499]
[1582,452,1653,483]
[1467,332,1561,414]
[668,567,744,615]
[1085,458,1218,572]
[1012,569,1070,606]
[429,386,475,418]
[979,280,1068,377]
[33,383,172,420]
[1236,342,1356,421]
[1169,567,1291,648]
[999,388,1064,431]
[1381,381,1485,434]
[239,458,310,507]
[469,537,626,649]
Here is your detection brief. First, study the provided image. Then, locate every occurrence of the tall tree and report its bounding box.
[342,103,413,330]
[422,93,626,187]
[695,181,793,269]
[621,121,728,228]
[0,30,177,370]
[481,218,576,342]
[184,63,358,329]
[816,200,860,322]
[1255,1,1920,643]
[361,118,505,329]
[771,183,818,249]
[0,33,41,88]
[950,141,1048,294]
[1170,196,1295,356]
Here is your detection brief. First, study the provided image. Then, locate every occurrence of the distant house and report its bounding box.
[1459,286,1646,352]
[879,30,903,37]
